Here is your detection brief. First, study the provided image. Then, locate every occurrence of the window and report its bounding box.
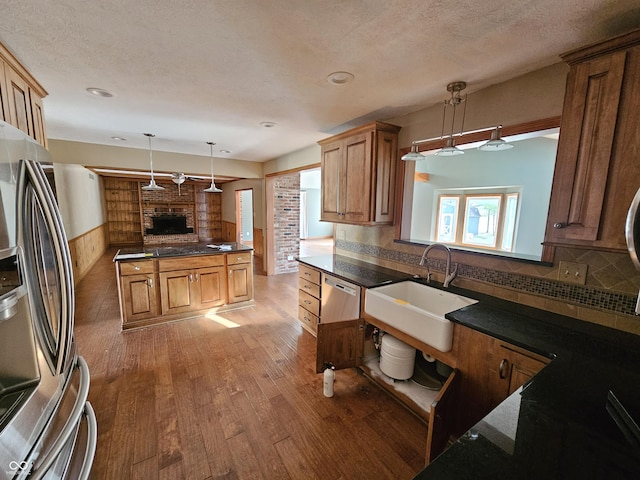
[434,191,520,253]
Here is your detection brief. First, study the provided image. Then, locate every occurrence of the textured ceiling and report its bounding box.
[1,0,639,164]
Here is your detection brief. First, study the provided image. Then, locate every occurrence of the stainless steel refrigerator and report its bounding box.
[0,120,96,479]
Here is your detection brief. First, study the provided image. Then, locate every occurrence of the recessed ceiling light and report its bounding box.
[111,136,127,141]
[260,121,277,128]
[326,71,354,85]
[219,149,231,154]
[86,87,114,97]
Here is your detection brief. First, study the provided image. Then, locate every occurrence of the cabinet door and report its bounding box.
[121,274,159,323]
[320,140,343,222]
[342,132,372,223]
[29,89,47,148]
[195,265,227,308]
[5,67,33,136]
[228,263,253,303]
[426,369,460,465]
[373,129,397,223]
[316,319,364,373]
[545,51,626,244]
[492,345,548,398]
[0,59,9,123]
[159,269,196,315]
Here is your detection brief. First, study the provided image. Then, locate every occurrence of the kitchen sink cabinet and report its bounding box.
[544,29,640,251]
[318,121,400,225]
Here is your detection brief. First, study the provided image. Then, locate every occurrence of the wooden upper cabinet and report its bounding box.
[545,29,640,250]
[0,41,48,147]
[319,121,400,225]
[0,59,9,123]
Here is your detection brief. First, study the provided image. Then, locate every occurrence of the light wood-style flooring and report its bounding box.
[74,250,427,480]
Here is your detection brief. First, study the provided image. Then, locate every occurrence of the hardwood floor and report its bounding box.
[74,250,427,480]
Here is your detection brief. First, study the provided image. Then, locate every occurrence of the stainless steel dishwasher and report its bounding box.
[321,273,361,323]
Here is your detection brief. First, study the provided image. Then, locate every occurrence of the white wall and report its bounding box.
[221,178,264,228]
[53,164,105,239]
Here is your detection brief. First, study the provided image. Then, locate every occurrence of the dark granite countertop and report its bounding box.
[298,255,640,478]
[297,254,413,288]
[412,281,640,479]
[113,242,252,262]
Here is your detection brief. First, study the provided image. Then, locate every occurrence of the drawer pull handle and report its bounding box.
[499,359,509,379]
[148,278,153,288]
[304,272,311,277]
[553,222,566,229]
[304,285,311,289]
[304,300,311,305]
[134,265,141,271]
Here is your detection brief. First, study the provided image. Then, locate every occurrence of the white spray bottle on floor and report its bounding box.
[323,363,335,397]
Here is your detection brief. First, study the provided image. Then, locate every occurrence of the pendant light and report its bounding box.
[141,133,164,191]
[478,125,514,151]
[402,81,514,160]
[401,143,425,161]
[434,82,466,157]
[203,142,223,193]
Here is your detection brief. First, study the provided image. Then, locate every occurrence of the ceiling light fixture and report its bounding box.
[204,142,223,193]
[401,81,514,161]
[260,121,277,128]
[478,125,514,151]
[171,172,186,195]
[141,133,165,191]
[111,136,127,141]
[219,149,231,154]
[326,71,354,85]
[86,87,114,97]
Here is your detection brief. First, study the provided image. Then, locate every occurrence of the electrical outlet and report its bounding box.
[287,255,294,261]
[558,261,588,285]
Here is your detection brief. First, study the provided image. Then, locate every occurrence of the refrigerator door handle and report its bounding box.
[28,356,91,480]
[625,187,640,314]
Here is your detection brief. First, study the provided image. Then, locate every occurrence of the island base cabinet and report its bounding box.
[197,266,227,308]
[228,260,253,303]
[120,273,159,323]
[159,265,228,315]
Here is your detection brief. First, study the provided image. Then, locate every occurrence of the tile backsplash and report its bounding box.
[334,224,640,336]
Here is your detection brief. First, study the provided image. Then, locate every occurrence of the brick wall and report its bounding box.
[273,173,300,274]
[141,182,198,245]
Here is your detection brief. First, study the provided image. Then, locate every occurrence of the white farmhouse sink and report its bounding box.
[364,281,478,352]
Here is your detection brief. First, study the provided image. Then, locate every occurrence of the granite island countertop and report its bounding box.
[298,255,640,478]
[113,242,253,262]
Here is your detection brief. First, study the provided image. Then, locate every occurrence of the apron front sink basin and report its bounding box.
[364,281,477,352]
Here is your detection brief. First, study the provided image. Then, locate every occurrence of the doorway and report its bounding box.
[235,189,254,247]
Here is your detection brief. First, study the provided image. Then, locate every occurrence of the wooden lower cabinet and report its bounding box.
[120,273,159,323]
[117,251,253,328]
[159,266,228,315]
[456,325,550,435]
[228,262,253,303]
[298,264,321,335]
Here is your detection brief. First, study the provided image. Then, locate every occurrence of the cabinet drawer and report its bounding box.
[226,252,252,265]
[159,255,225,271]
[298,305,318,335]
[298,264,320,285]
[298,277,320,299]
[119,260,154,275]
[298,290,320,317]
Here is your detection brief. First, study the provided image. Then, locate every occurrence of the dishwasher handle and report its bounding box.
[324,276,358,297]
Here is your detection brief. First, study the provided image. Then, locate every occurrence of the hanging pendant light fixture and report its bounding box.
[141,133,165,191]
[401,81,513,160]
[203,142,223,193]
[401,143,425,161]
[478,125,514,151]
[434,81,466,157]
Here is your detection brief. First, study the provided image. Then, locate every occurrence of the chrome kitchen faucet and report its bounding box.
[419,243,458,287]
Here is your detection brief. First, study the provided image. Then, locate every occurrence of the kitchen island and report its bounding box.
[114,243,253,329]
